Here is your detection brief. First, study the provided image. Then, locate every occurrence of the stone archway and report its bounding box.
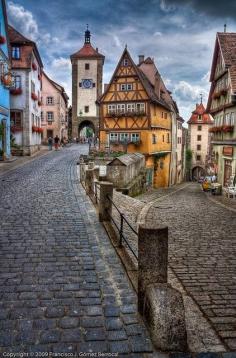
[192,166,205,181]
[78,120,95,140]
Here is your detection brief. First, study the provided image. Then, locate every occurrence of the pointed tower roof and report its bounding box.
[188,103,213,124]
[70,27,104,61]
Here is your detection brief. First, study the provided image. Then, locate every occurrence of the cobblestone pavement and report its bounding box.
[137,183,236,351]
[0,144,153,355]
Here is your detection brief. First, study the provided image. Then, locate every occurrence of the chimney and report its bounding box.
[154,72,161,99]
[139,55,144,65]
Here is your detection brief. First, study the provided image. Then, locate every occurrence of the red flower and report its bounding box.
[37,127,44,134]
[32,62,37,71]
[10,88,22,95]
[31,93,38,101]
[0,35,6,44]
[32,125,38,133]
[11,126,23,133]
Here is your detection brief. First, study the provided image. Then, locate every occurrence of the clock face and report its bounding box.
[82,79,93,89]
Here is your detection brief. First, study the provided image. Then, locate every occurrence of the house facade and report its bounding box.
[177,116,185,183]
[0,0,10,159]
[70,28,104,140]
[207,32,236,186]
[188,102,213,179]
[99,49,176,188]
[8,25,43,156]
[41,72,68,142]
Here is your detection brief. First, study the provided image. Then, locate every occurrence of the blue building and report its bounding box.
[0,0,10,159]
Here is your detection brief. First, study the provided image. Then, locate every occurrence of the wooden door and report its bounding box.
[224,160,232,186]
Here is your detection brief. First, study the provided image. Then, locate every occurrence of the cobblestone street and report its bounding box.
[0,145,152,355]
[138,184,236,351]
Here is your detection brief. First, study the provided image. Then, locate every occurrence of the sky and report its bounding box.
[6,0,236,121]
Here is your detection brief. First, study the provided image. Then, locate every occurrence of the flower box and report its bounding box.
[222,125,234,133]
[221,89,228,96]
[31,93,38,101]
[11,126,23,133]
[32,62,37,71]
[10,88,22,95]
[32,125,38,133]
[1,75,12,87]
[0,35,6,44]
[37,127,44,134]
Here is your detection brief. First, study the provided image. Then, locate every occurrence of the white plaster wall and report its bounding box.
[77,59,98,117]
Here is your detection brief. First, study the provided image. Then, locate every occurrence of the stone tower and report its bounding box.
[70,27,105,139]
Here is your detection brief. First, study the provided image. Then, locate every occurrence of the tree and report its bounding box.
[185,149,193,181]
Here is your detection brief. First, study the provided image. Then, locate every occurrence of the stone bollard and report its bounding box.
[138,224,187,352]
[80,163,86,183]
[99,182,113,222]
[88,161,95,170]
[138,225,168,313]
[85,169,94,195]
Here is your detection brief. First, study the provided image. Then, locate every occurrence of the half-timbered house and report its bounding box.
[99,48,175,188]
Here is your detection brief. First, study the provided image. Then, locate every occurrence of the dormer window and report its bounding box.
[12,47,20,59]
[198,115,202,121]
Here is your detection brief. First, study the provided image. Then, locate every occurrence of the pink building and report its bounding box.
[41,72,69,142]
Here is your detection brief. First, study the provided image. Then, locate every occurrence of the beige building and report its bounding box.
[188,102,213,179]
[207,32,236,186]
[41,72,68,142]
[177,116,185,183]
[70,27,104,139]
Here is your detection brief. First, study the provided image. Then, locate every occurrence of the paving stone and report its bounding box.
[78,341,108,353]
[59,317,79,329]
[129,336,153,353]
[104,306,120,317]
[46,306,64,318]
[106,318,123,330]
[61,329,82,342]
[81,316,104,328]
[40,329,61,344]
[109,341,130,354]
[108,329,127,341]
[84,327,106,341]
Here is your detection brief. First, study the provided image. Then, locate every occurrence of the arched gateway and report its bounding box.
[70,27,104,140]
[78,120,95,139]
[192,165,206,180]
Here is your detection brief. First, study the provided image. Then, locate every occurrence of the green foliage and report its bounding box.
[0,123,4,138]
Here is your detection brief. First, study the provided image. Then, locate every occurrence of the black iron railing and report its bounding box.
[106,194,138,261]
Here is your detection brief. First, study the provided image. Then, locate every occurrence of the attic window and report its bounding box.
[12,47,20,59]
[198,115,202,121]
[123,59,129,66]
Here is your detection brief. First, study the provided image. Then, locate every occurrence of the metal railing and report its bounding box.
[106,194,138,261]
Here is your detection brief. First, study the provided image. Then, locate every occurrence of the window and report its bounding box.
[136,103,145,113]
[84,106,89,113]
[164,113,167,119]
[167,133,170,143]
[13,75,21,89]
[197,135,202,141]
[198,115,202,121]
[123,59,129,66]
[41,112,44,121]
[127,103,135,113]
[162,135,165,142]
[110,133,118,142]
[131,133,140,142]
[197,155,201,161]
[120,83,133,91]
[161,112,164,118]
[32,113,35,125]
[198,125,202,131]
[225,113,230,125]
[230,112,235,126]
[117,104,125,113]
[31,81,35,93]
[10,111,22,127]
[47,97,54,105]
[120,133,129,142]
[108,104,116,114]
[85,63,90,70]
[152,134,157,144]
[12,47,20,59]
[197,144,201,150]
[47,112,54,121]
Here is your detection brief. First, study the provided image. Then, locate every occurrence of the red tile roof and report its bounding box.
[188,103,213,124]
[70,43,104,60]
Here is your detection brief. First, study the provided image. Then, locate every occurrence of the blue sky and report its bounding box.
[6,0,236,120]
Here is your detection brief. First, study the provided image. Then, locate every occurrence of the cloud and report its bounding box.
[163,0,236,19]
[51,57,71,70]
[8,2,59,45]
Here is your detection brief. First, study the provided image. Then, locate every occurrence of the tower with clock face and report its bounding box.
[70,27,105,139]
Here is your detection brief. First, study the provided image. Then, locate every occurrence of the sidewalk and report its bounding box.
[0,146,50,177]
[206,191,236,212]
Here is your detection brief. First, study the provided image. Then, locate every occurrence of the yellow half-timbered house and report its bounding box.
[99,48,174,188]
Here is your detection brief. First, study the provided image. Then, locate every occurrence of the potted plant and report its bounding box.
[0,35,6,44]
[31,93,38,101]
[10,88,22,95]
